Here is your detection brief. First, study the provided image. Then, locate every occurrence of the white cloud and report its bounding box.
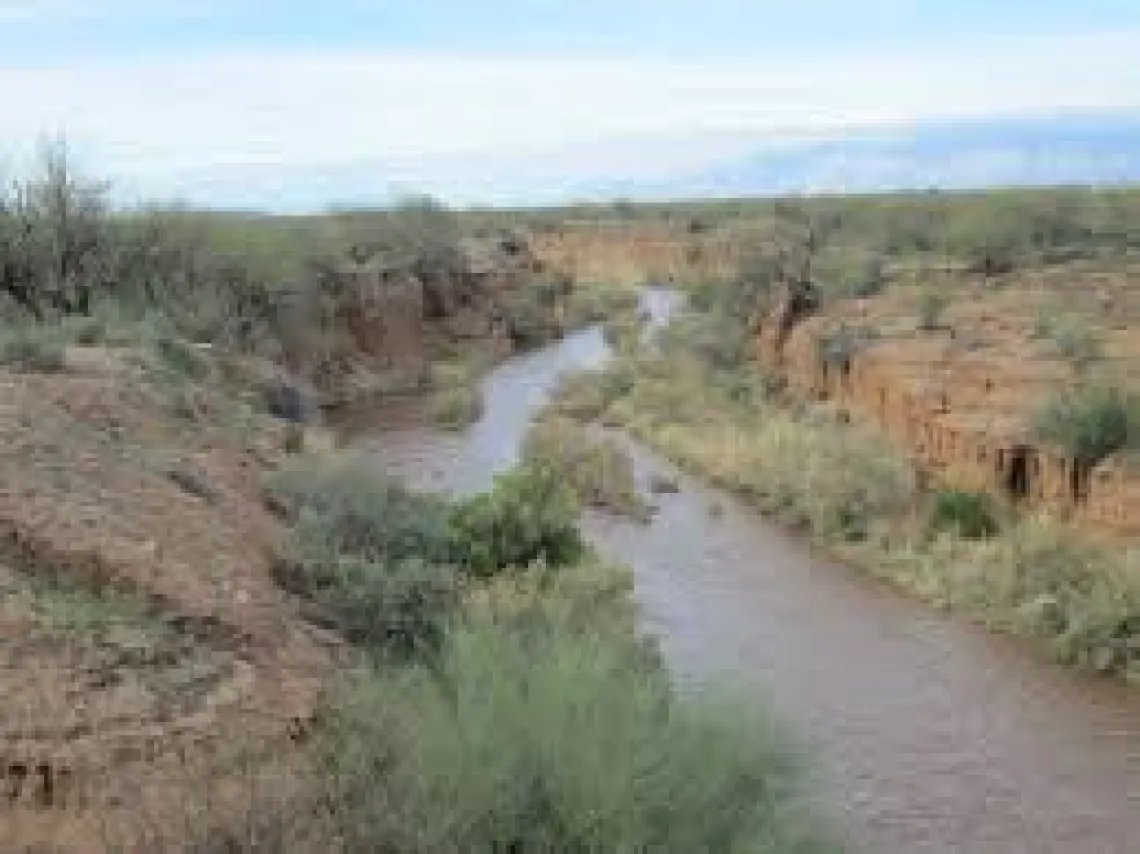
[1,26,1138,205]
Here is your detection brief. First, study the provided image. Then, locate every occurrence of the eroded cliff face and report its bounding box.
[755,262,1140,539]
[278,230,570,405]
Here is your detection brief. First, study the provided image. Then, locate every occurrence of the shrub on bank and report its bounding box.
[447,463,586,578]
[0,323,68,372]
[522,416,649,520]
[428,382,485,430]
[549,363,635,422]
[268,454,460,657]
[927,489,999,540]
[320,619,837,854]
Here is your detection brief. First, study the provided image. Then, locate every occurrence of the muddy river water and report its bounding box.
[334,288,1140,853]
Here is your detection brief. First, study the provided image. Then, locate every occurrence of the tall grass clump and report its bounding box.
[522,416,648,519]
[548,363,635,422]
[319,620,838,854]
[899,516,1140,674]
[428,382,484,430]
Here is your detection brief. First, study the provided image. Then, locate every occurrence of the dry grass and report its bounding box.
[522,415,650,520]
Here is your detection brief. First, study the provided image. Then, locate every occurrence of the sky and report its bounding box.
[1,1,1139,208]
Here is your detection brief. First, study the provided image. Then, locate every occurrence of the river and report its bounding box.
[333,287,1140,854]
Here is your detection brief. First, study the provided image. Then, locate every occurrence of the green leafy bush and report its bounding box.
[447,463,585,577]
[320,620,837,854]
[927,489,999,540]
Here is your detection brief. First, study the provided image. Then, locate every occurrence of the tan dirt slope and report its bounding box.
[0,348,339,851]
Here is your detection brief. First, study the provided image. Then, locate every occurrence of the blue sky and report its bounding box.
[2,1,1139,207]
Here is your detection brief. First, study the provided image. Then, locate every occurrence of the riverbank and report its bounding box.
[0,154,833,850]
[553,304,1140,682]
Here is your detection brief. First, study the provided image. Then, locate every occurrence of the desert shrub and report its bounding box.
[268,454,459,657]
[1051,315,1101,365]
[549,363,636,422]
[428,382,484,430]
[447,463,585,578]
[601,312,644,355]
[680,310,753,371]
[285,554,458,658]
[916,289,948,331]
[500,285,564,349]
[0,323,67,372]
[269,454,456,568]
[1033,386,1139,468]
[565,281,641,326]
[522,416,648,519]
[320,620,836,854]
[927,489,999,540]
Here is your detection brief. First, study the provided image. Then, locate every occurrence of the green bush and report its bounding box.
[1034,386,1139,467]
[447,463,585,577]
[283,554,457,659]
[0,324,67,372]
[268,454,460,657]
[320,620,837,854]
[927,490,999,540]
